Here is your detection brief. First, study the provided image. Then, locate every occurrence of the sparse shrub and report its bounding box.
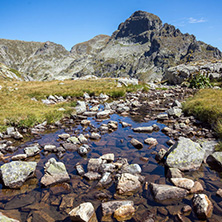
[189,73,212,89]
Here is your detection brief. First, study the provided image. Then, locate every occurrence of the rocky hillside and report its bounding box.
[0,11,221,81]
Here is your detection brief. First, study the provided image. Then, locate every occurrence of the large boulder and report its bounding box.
[40,158,70,186]
[150,183,188,201]
[0,161,37,188]
[166,137,204,171]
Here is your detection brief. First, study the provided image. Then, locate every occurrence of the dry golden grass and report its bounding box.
[0,79,145,131]
[183,89,222,137]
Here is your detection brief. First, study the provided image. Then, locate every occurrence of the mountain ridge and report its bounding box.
[0,10,221,81]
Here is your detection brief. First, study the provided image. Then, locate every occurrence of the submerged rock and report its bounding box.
[130,138,143,149]
[69,202,98,222]
[0,161,37,188]
[40,158,70,186]
[150,183,188,201]
[166,137,204,171]
[192,194,213,219]
[101,200,134,217]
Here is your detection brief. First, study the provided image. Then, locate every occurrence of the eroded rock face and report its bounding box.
[40,158,70,186]
[69,202,98,222]
[150,183,188,201]
[192,194,213,219]
[166,137,204,171]
[0,161,37,188]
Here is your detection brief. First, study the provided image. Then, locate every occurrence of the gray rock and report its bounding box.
[173,100,182,108]
[170,178,195,190]
[130,138,143,149]
[98,172,112,187]
[0,161,37,188]
[12,131,23,140]
[69,202,97,222]
[90,132,101,140]
[67,136,80,144]
[40,158,70,186]
[96,110,111,119]
[11,154,27,161]
[150,183,188,201]
[58,133,70,140]
[198,140,217,161]
[99,93,109,101]
[84,171,101,180]
[167,107,182,117]
[75,163,85,176]
[6,127,16,136]
[78,134,88,144]
[100,153,115,162]
[192,194,213,219]
[155,148,167,161]
[156,113,168,120]
[24,145,40,157]
[117,173,141,195]
[78,144,90,155]
[121,164,141,174]
[133,126,153,133]
[83,92,90,100]
[118,78,138,86]
[88,158,103,172]
[101,200,134,216]
[75,101,86,114]
[99,163,116,173]
[81,119,91,126]
[144,138,158,146]
[166,168,183,178]
[166,137,204,171]
[44,144,57,152]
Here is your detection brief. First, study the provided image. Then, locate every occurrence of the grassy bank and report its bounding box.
[0,79,146,131]
[183,89,222,138]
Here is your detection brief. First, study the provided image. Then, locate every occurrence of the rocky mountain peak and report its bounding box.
[112,10,162,43]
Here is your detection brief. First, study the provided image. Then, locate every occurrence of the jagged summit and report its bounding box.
[0,10,221,81]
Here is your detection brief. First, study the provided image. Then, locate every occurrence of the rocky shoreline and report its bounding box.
[0,85,222,221]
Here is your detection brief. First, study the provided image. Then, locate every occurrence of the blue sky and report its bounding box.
[1,0,222,51]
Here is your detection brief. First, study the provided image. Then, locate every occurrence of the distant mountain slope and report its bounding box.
[0,11,221,81]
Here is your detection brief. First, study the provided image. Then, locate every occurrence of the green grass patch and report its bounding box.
[183,89,222,138]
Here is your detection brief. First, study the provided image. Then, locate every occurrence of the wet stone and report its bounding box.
[114,204,136,221]
[170,178,195,190]
[24,145,40,157]
[40,158,70,186]
[121,164,142,174]
[78,134,88,144]
[98,172,112,187]
[44,144,57,152]
[189,181,204,194]
[166,168,183,179]
[90,132,101,140]
[84,171,101,180]
[11,154,27,161]
[61,143,78,151]
[144,138,158,146]
[87,158,103,172]
[216,188,222,198]
[78,144,90,155]
[0,161,37,188]
[130,138,143,149]
[58,133,70,140]
[155,148,167,161]
[133,126,153,133]
[100,153,115,162]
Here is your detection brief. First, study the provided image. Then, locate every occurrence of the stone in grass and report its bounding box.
[192,194,213,220]
[69,202,98,222]
[130,138,143,149]
[40,158,70,186]
[150,183,188,201]
[0,161,37,188]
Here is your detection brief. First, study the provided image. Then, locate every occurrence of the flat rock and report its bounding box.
[69,202,97,222]
[170,178,195,190]
[96,110,110,119]
[133,126,153,133]
[130,138,143,149]
[150,183,188,201]
[117,173,141,195]
[40,158,70,186]
[166,137,204,171]
[156,113,168,120]
[87,158,103,172]
[24,145,40,157]
[192,194,213,219]
[0,161,37,188]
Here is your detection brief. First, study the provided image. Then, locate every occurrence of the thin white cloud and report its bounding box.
[188,17,206,24]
